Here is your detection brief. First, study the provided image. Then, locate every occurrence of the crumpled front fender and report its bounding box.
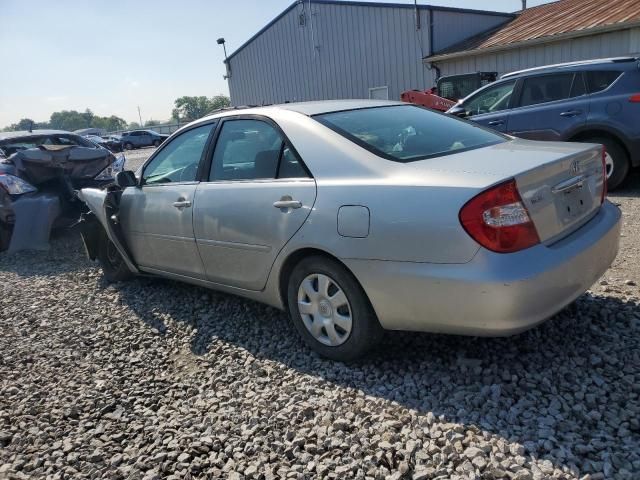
[78,188,139,274]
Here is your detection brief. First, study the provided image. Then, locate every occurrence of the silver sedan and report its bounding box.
[79,100,621,361]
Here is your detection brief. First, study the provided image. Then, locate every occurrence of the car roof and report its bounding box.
[196,99,405,123]
[502,56,639,79]
[0,129,75,141]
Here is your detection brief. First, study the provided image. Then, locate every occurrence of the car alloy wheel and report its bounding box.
[124,142,133,150]
[297,273,352,346]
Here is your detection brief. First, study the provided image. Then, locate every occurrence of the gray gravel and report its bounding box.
[1,159,639,479]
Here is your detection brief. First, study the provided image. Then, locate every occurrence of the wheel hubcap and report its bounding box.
[297,273,352,347]
[604,152,614,179]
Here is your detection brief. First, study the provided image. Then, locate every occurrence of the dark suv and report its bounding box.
[120,130,169,150]
[449,57,640,189]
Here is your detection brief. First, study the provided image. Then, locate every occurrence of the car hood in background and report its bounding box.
[6,145,112,185]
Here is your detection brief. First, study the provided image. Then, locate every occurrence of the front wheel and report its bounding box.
[583,136,629,191]
[287,256,383,361]
[97,230,133,282]
[153,139,161,147]
[123,142,133,150]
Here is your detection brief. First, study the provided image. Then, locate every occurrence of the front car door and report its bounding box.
[458,79,516,132]
[506,72,588,141]
[118,122,216,278]
[193,116,316,291]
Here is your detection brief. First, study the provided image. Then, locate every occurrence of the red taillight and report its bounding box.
[629,94,640,103]
[459,179,540,253]
[601,146,607,204]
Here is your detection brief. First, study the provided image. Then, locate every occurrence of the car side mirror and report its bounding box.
[448,105,469,118]
[115,170,138,188]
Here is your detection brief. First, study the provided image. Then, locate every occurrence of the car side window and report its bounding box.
[519,73,574,107]
[585,71,622,93]
[463,81,516,116]
[209,119,309,181]
[570,73,586,97]
[142,123,214,185]
[278,145,308,178]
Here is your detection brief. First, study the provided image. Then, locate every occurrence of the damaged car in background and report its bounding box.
[0,130,125,252]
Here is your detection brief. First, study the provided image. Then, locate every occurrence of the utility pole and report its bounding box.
[137,106,143,126]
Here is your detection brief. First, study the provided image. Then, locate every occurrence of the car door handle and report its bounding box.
[172,200,191,209]
[273,199,302,209]
[487,120,504,126]
[560,110,582,117]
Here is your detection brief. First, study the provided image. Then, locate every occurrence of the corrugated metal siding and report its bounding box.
[436,27,640,78]
[431,10,511,53]
[227,4,512,105]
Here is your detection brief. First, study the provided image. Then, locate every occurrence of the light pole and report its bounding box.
[217,37,231,80]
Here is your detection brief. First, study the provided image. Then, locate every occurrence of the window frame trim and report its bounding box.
[139,119,219,187]
[201,114,313,184]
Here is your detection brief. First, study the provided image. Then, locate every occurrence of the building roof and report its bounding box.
[427,0,640,62]
[225,0,512,63]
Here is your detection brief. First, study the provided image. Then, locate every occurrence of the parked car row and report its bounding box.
[447,57,640,190]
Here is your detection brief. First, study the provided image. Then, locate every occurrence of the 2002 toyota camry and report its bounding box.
[79,100,621,361]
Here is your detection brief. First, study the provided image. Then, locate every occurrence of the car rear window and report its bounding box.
[314,105,505,162]
[585,71,622,93]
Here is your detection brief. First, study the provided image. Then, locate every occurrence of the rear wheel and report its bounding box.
[97,230,132,282]
[287,256,383,361]
[582,136,629,191]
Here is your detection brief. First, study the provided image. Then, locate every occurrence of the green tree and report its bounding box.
[128,122,141,129]
[144,119,162,127]
[4,118,42,131]
[171,94,230,122]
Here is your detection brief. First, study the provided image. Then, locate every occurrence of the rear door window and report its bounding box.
[209,119,309,181]
[519,73,574,107]
[585,71,622,93]
[315,105,505,162]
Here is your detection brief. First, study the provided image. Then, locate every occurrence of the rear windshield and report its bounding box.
[314,105,505,162]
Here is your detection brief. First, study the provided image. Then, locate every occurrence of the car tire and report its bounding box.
[287,255,383,361]
[153,139,161,147]
[97,230,133,282]
[124,142,133,150]
[583,136,629,191]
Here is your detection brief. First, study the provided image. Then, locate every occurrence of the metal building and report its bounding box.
[225,1,513,105]
[426,0,640,78]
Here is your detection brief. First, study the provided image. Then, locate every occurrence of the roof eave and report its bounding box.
[425,20,640,63]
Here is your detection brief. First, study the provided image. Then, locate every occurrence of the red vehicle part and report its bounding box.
[400,88,456,112]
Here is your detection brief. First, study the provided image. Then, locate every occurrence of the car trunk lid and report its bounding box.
[515,144,604,244]
[403,138,605,244]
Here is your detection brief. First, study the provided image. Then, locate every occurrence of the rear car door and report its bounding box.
[459,80,516,132]
[118,122,216,277]
[193,116,316,291]
[506,72,588,140]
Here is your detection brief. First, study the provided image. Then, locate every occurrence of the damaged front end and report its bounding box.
[78,178,139,276]
[0,145,125,252]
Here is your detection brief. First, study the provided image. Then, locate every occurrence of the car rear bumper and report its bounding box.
[345,201,621,335]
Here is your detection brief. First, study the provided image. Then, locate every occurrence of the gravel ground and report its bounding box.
[1,152,639,479]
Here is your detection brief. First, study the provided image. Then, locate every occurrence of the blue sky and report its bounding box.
[0,0,552,127]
